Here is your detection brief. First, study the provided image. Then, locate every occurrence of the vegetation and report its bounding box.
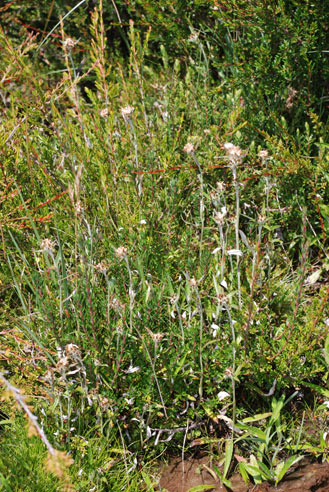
[1,0,329,490]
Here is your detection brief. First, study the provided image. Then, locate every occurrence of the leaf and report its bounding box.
[238,462,250,484]
[211,465,233,490]
[186,486,217,492]
[234,423,267,441]
[274,455,303,485]
[223,439,233,478]
[242,413,272,423]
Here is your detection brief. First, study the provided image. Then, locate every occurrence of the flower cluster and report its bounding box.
[224,142,246,165]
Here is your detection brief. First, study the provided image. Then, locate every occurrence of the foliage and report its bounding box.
[1,1,329,490]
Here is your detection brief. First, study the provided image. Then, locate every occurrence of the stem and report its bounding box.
[232,165,241,308]
[192,153,204,263]
[0,373,56,456]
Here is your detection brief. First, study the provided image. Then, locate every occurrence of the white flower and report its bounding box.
[323,401,329,409]
[224,142,245,164]
[214,206,227,225]
[140,219,147,225]
[183,142,195,154]
[259,150,269,160]
[120,106,134,118]
[100,108,109,118]
[40,238,56,253]
[217,391,230,401]
[115,245,128,258]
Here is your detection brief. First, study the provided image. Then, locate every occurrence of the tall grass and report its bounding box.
[1,2,329,490]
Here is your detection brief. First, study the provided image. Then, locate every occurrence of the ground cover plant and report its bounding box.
[1,1,329,490]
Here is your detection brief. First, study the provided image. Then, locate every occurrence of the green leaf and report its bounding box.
[275,455,303,485]
[212,465,233,490]
[234,424,267,441]
[242,413,272,423]
[238,462,250,485]
[223,439,233,479]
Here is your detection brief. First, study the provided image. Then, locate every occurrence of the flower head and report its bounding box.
[115,246,128,259]
[258,150,269,160]
[189,277,197,288]
[100,108,109,118]
[183,143,195,154]
[214,206,227,225]
[95,262,107,273]
[224,142,246,165]
[40,238,56,253]
[63,37,76,50]
[120,106,134,118]
[216,181,225,193]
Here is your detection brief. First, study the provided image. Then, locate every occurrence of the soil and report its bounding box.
[159,455,329,492]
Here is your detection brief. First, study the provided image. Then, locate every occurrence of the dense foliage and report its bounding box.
[1,1,329,490]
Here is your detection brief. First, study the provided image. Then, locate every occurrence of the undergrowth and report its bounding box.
[1,1,329,490]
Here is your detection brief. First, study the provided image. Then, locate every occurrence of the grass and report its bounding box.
[1,1,329,490]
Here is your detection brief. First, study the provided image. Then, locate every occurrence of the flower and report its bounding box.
[224,142,246,164]
[258,150,269,160]
[56,356,70,372]
[63,37,76,50]
[140,219,147,225]
[183,143,195,154]
[257,214,266,224]
[95,262,107,273]
[214,206,227,225]
[125,364,140,374]
[120,106,134,118]
[115,245,128,259]
[100,108,109,118]
[188,32,198,43]
[216,181,225,193]
[40,238,55,253]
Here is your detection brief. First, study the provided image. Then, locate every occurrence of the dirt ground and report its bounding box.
[159,455,329,492]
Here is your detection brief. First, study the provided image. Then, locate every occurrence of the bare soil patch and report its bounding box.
[159,455,329,492]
